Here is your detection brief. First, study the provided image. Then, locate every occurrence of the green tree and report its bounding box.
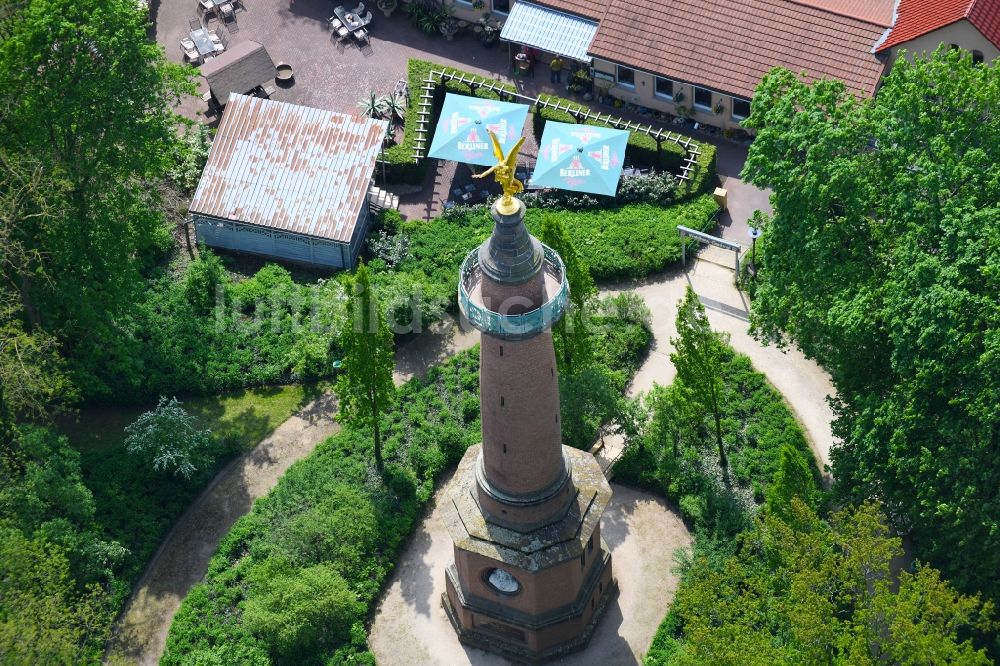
[337,261,395,472]
[124,397,215,480]
[0,0,194,398]
[670,286,730,479]
[664,502,996,666]
[741,47,1000,602]
[541,213,595,375]
[764,444,816,523]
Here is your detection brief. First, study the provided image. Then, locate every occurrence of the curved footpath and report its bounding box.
[107,256,835,665]
[107,317,478,665]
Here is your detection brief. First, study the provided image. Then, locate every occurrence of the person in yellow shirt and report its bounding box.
[550,55,564,84]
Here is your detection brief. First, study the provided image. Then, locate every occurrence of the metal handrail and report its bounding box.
[458,244,569,340]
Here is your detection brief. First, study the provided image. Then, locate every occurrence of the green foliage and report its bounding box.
[358,90,390,119]
[124,397,217,480]
[164,309,649,663]
[406,0,451,34]
[742,48,1000,604]
[337,262,396,471]
[242,561,362,661]
[184,250,227,316]
[390,196,718,299]
[541,214,594,375]
[0,526,111,665]
[0,426,125,662]
[168,123,214,192]
[617,342,815,535]
[655,502,996,665]
[0,0,195,399]
[670,287,730,477]
[764,444,816,523]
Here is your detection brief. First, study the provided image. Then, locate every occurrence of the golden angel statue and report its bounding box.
[474,129,526,215]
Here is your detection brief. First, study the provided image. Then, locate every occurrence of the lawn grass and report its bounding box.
[60,383,324,453]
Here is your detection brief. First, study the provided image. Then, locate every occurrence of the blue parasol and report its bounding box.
[427,93,530,167]
[530,122,629,196]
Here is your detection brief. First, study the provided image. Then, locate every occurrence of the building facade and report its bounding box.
[442,197,615,663]
[489,0,998,133]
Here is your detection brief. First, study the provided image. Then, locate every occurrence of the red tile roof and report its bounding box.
[588,0,888,99]
[792,0,894,27]
[876,0,1000,52]
[532,0,606,21]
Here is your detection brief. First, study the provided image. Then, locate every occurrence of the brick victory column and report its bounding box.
[442,132,616,663]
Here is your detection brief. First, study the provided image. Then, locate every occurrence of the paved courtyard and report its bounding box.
[153,0,770,226]
[369,475,692,665]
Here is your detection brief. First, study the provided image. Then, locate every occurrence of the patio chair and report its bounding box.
[220,3,236,24]
[336,25,350,39]
[360,11,372,24]
[328,16,343,29]
[180,37,196,49]
[198,0,214,14]
[352,2,365,15]
[353,27,368,43]
[464,183,476,194]
[188,16,202,30]
[182,46,201,63]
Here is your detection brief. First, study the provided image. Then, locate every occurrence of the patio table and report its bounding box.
[189,28,215,56]
[333,5,367,31]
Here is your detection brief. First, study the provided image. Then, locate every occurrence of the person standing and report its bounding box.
[550,55,564,84]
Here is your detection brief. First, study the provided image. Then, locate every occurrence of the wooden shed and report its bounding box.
[200,40,276,104]
[189,94,388,269]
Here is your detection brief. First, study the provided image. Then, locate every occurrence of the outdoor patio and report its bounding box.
[152,0,752,227]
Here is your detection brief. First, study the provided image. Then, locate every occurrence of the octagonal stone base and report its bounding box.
[442,445,616,663]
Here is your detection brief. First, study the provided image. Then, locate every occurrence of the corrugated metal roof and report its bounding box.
[501,2,599,62]
[201,41,277,100]
[189,95,387,243]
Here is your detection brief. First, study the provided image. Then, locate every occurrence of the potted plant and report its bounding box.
[377,0,397,17]
[440,16,458,40]
[713,100,725,115]
[472,0,484,9]
[480,23,499,47]
[673,90,685,104]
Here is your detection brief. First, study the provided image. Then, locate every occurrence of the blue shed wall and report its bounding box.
[192,215,365,270]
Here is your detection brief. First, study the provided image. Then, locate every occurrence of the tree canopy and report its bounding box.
[741,47,1000,603]
[660,502,996,666]
[0,0,193,398]
[337,262,395,472]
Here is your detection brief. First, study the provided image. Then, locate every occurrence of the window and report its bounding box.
[492,0,510,12]
[654,77,673,100]
[972,50,984,65]
[694,87,713,111]
[616,66,635,88]
[732,97,751,120]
